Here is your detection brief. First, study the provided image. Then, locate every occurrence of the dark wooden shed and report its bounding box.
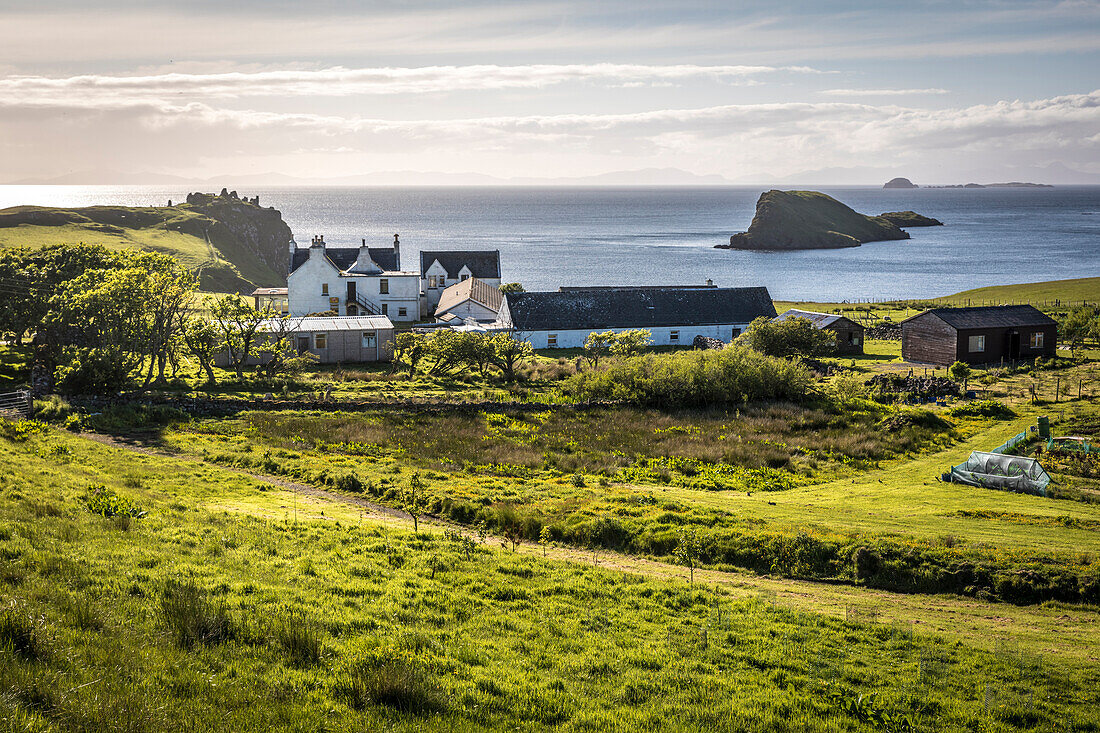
[772,309,865,355]
[901,305,1057,366]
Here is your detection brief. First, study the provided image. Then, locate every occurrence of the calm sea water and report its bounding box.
[1,185,1097,301]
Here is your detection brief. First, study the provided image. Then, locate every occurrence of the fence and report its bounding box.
[0,389,32,419]
[991,430,1029,455]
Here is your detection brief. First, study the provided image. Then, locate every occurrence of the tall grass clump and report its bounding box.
[566,345,812,407]
[159,577,234,649]
[332,657,446,714]
[273,613,322,667]
[0,602,45,660]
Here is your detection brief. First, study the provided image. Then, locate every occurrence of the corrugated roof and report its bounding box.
[773,309,849,328]
[435,277,504,315]
[503,287,775,331]
[251,287,288,296]
[903,305,1056,329]
[420,250,501,279]
[256,315,393,331]
[290,245,398,274]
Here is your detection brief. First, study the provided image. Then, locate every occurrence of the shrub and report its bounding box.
[33,395,71,422]
[948,400,1016,419]
[739,316,837,358]
[159,577,234,649]
[0,419,48,441]
[85,484,147,518]
[878,409,950,432]
[566,345,812,408]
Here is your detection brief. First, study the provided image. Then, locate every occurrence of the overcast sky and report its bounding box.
[1,0,1098,183]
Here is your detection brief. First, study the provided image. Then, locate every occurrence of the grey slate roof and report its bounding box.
[290,246,398,274]
[419,250,501,279]
[903,305,1056,330]
[504,287,775,331]
[773,309,860,330]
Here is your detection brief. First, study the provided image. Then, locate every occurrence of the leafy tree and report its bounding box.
[608,329,652,358]
[391,332,426,374]
[183,317,221,386]
[422,329,478,376]
[675,527,701,584]
[948,361,972,392]
[210,296,270,379]
[256,315,317,381]
[739,316,836,359]
[583,331,615,368]
[137,254,196,387]
[538,525,553,557]
[499,282,525,293]
[1060,306,1099,356]
[487,333,533,382]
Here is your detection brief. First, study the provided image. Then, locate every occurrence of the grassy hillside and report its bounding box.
[0,203,288,292]
[937,277,1100,307]
[2,423,1096,731]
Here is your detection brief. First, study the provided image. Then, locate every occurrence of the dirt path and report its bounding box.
[76,431,1100,669]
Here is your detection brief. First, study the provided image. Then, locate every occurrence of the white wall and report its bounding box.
[437,299,498,322]
[512,324,750,349]
[421,259,501,311]
[288,247,420,320]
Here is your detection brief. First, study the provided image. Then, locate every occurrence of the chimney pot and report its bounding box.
[706,278,713,287]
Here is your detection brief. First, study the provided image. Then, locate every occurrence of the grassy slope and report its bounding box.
[0,205,281,291]
[1,426,1097,731]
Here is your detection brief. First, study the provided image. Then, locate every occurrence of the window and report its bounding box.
[968,335,985,353]
[398,307,407,318]
[381,304,389,315]
[314,333,327,349]
[428,276,437,288]
[379,279,389,294]
[461,274,470,282]
[731,328,742,339]
[321,283,329,296]
[547,333,558,348]
[670,330,679,342]
[1030,332,1044,349]
[362,331,377,348]
[438,277,446,287]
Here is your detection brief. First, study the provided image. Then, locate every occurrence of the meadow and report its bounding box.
[1,423,1098,731]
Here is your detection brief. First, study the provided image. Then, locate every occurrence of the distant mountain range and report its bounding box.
[7,162,1099,186]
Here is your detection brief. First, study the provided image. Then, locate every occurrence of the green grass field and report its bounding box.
[2,423,1098,731]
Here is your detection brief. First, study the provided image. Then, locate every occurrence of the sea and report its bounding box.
[1,185,1097,302]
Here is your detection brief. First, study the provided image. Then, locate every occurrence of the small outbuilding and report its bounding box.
[772,309,864,355]
[214,315,395,366]
[901,305,1057,366]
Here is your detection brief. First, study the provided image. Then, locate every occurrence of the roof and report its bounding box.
[420,250,501,279]
[256,315,393,332]
[503,287,775,331]
[560,285,717,292]
[773,309,859,329]
[251,287,288,296]
[435,277,504,315]
[902,305,1056,330]
[290,245,398,275]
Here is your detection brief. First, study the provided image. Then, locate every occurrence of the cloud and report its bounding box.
[820,88,951,97]
[0,64,826,107]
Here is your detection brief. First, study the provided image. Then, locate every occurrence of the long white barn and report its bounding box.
[495,286,776,349]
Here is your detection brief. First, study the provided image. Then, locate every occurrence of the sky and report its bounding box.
[1,0,1098,184]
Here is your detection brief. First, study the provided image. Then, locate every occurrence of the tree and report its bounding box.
[739,316,836,359]
[403,472,428,533]
[675,527,701,584]
[499,282,525,293]
[583,331,615,368]
[538,525,553,557]
[487,333,533,382]
[210,296,270,379]
[256,315,317,381]
[949,360,972,392]
[1060,306,1099,356]
[136,254,196,388]
[183,317,221,386]
[391,331,426,374]
[609,329,652,358]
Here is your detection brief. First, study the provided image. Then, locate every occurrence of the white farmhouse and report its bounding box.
[495,286,776,349]
[287,234,420,321]
[419,250,501,314]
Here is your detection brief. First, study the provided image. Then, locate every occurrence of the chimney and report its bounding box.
[393,233,401,270]
[311,234,325,248]
[706,278,713,287]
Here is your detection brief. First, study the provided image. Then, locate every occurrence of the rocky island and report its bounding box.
[878,210,943,227]
[0,189,292,291]
[718,190,933,251]
[883,177,918,189]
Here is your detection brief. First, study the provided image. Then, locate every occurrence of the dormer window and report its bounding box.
[438,276,445,287]
[461,274,470,282]
[428,276,437,288]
